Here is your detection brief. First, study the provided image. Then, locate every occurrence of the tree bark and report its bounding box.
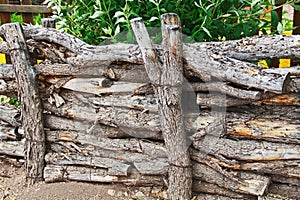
[131,14,192,199]
[0,23,46,184]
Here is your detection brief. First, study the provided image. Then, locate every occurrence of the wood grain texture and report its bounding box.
[1,23,45,184]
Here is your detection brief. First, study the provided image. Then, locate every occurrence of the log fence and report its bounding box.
[0,13,299,199]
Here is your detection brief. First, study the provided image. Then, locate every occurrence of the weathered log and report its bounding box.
[44,148,272,196]
[0,105,20,126]
[0,23,46,184]
[192,82,262,100]
[192,181,256,199]
[0,79,18,96]
[43,95,300,144]
[0,140,24,157]
[0,64,15,79]
[43,101,161,133]
[193,136,300,161]
[191,35,300,61]
[190,149,300,179]
[0,125,23,141]
[43,114,162,139]
[184,44,291,94]
[45,77,147,95]
[132,14,192,199]
[268,182,300,199]
[0,41,9,54]
[193,162,270,196]
[44,165,165,186]
[271,175,300,186]
[257,93,300,106]
[197,93,252,107]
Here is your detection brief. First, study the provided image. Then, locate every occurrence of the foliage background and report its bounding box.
[43,0,299,45]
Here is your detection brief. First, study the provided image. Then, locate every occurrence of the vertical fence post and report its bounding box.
[131,13,192,200]
[0,22,46,185]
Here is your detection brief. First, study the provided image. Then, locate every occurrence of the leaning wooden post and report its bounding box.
[0,23,46,185]
[131,13,192,200]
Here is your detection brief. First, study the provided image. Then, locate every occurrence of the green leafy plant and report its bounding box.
[9,13,43,25]
[44,0,300,44]
[8,97,20,107]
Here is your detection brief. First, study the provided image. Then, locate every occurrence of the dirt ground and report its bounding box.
[0,157,168,200]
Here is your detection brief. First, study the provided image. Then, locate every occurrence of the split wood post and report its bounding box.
[131,13,192,200]
[0,23,46,185]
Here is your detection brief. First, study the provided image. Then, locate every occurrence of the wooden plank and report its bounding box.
[0,4,52,13]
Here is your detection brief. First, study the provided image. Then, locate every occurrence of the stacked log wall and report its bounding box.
[0,23,299,199]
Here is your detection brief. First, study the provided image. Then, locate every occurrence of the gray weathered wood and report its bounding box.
[0,41,9,54]
[41,18,56,28]
[0,140,24,157]
[191,35,300,61]
[131,14,192,200]
[22,26,292,94]
[0,23,46,184]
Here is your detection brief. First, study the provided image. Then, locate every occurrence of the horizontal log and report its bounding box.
[44,165,165,186]
[185,44,291,94]
[268,182,300,199]
[257,93,300,106]
[271,175,300,186]
[193,136,300,161]
[0,125,23,141]
[44,146,269,196]
[45,77,148,95]
[192,35,300,61]
[0,105,20,126]
[0,140,24,157]
[197,93,251,107]
[190,149,300,179]
[0,65,14,79]
[36,63,149,82]
[0,79,18,96]
[193,162,270,196]
[193,181,255,199]
[264,66,300,76]
[192,82,262,100]
[43,100,161,133]
[43,114,162,139]
[0,5,52,14]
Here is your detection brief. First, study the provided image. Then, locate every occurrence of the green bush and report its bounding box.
[44,0,299,44]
